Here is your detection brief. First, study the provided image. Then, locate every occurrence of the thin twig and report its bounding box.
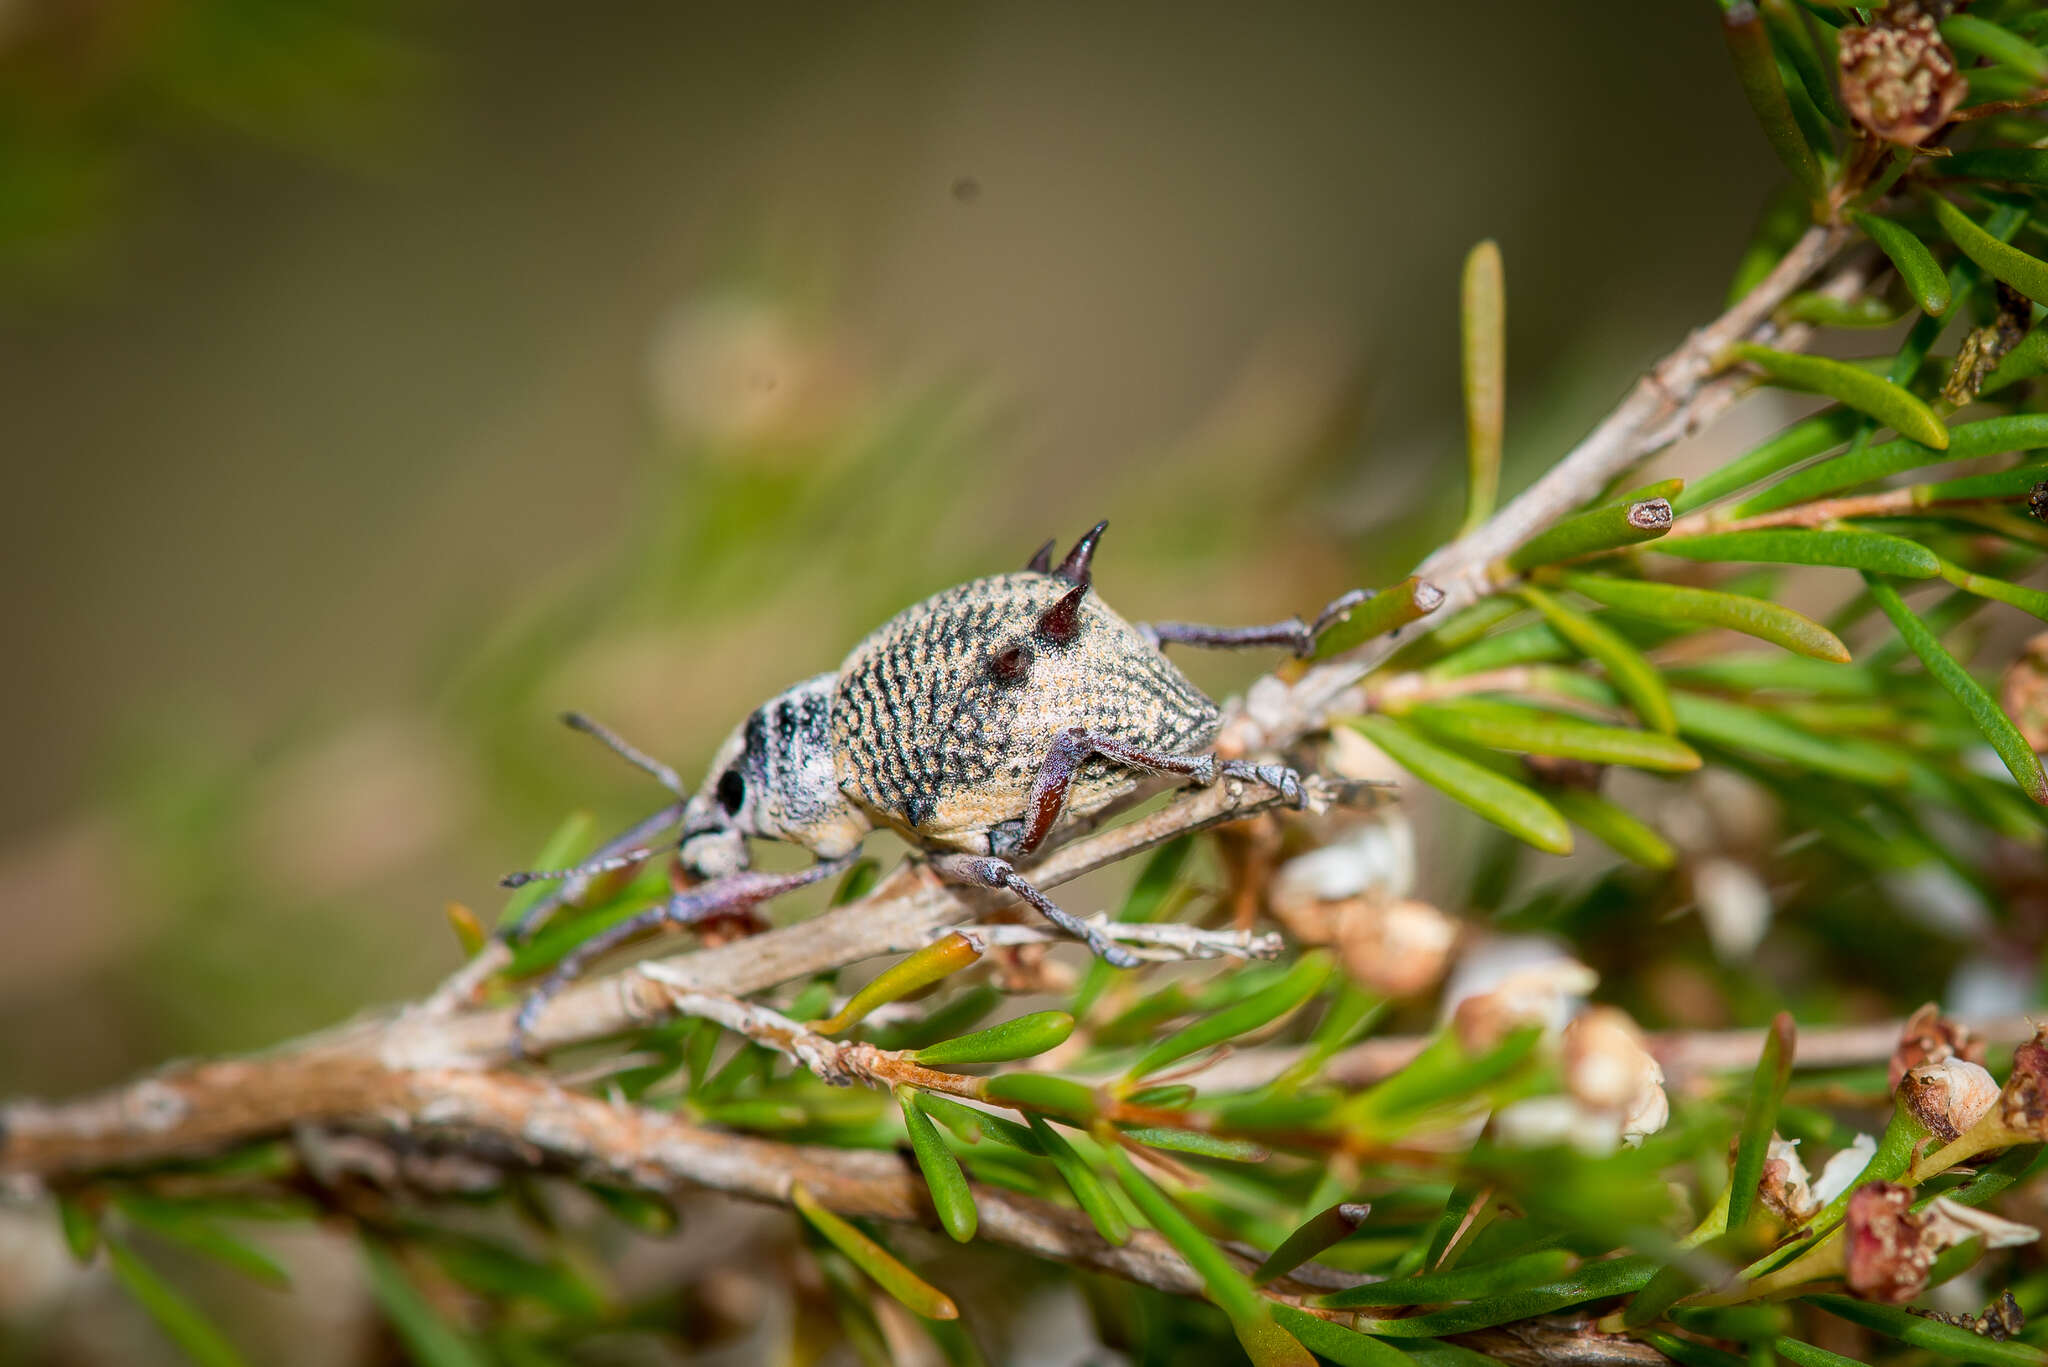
[925,919,1284,960]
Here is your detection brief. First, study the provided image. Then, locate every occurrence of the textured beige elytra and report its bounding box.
[831,571,1219,850]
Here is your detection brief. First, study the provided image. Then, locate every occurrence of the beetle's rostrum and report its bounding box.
[503,521,1369,1054]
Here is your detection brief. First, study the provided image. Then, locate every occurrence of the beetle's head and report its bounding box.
[678,673,871,879]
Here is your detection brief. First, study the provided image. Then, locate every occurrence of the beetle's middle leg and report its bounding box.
[1140,588,1370,658]
[1014,727,1304,858]
[932,853,1140,968]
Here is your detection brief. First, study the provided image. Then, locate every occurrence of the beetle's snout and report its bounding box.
[678,791,750,880]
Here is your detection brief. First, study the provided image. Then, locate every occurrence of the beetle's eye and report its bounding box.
[717,769,746,815]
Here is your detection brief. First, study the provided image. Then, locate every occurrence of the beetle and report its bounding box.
[503,521,1365,1049]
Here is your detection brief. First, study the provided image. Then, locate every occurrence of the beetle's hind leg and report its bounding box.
[510,855,852,1058]
[934,854,1140,969]
[1140,588,1371,658]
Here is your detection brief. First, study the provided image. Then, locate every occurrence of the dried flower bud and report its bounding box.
[1564,1008,1656,1111]
[1845,1182,1932,1304]
[1336,898,1459,998]
[1899,1058,2000,1144]
[1269,819,1417,916]
[1759,1136,1818,1224]
[1891,1002,1988,1092]
[2002,635,2048,754]
[1845,1181,2041,1305]
[1838,4,1967,148]
[1444,938,1598,1053]
[1621,1077,1671,1147]
[1999,1026,2048,1142]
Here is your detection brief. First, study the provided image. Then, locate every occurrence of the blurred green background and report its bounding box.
[0,1,1780,1102]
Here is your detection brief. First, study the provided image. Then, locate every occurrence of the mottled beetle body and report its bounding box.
[834,570,1220,854]
[506,522,1366,1051]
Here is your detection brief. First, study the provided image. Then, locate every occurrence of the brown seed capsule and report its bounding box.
[1335,898,1459,998]
[1898,1058,2000,1144]
[1890,1001,1987,1092]
[2000,1025,2048,1142]
[1838,3,1967,147]
[1845,1182,1932,1304]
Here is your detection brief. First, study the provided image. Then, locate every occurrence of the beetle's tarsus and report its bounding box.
[1219,759,1307,809]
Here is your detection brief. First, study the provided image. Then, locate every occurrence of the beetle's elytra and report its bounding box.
[505,522,1366,1051]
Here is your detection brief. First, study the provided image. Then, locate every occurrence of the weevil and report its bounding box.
[504,522,1366,1050]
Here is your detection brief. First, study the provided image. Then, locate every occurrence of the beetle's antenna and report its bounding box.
[1053,520,1107,586]
[561,711,687,796]
[1024,538,1056,573]
[501,840,679,888]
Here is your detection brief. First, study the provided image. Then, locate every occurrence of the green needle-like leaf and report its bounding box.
[114,1195,290,1289]
[814,932,984,1034]
[1560,571,1848,661]
[1773,1338,1870,1367]
[1128,951,1333,1079]
[57,1194,99,1263]
[360,1240,492,1367]
[1936,557,2048,623]
[1737,414,2048,515]
[1267,1308,1411,1367]
[1941,147,2048,189]
[898,1088,977,1242]
[1119,1128,1269,1162]
[980,1073,1099,1122]
[792,1183,960,1320]
[1722,4,1824,201]
[1727,1013,1796,1230]
[1805,1295,2048,1366]
[1399,698,1701,772]
[1252,1202,1373,1287]
[1852,212,1950,315]
[1941,15,2048,81]
[1505,499,1673,572]
[1318,1248,1578,1309]
[1865,576,2048,803]
[108,1238,254,1367]
[1544,787,1677,869]
[1930,195,2048,307]
[1026,1117,1131,1246]
[498,811,597,931]
[1673,691,1910,785]
[1675,408,1860,514]
[913,1010,1074,1066]
[1350,716,1572,854]
[1313,576,1447,660]
[1723,342,1948,450]
[1656,527,1939,578]
[1103,1142,1292,1342]
[1461,240,1505,535]
[1347,1255,1659,1335]
[1519,586,1676,733]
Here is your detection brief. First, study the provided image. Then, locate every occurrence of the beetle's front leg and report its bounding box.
[1013,727,1305,858]
[931,853,1139,969]
[510,855,853,1058]
[1139,588,1370,658]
